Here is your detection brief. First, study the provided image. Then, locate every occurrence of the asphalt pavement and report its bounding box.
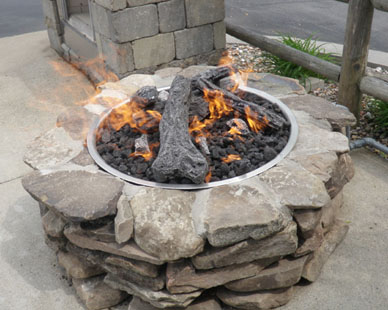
[1,0,387,53]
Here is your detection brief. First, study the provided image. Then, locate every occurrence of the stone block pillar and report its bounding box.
[42,0,226,80]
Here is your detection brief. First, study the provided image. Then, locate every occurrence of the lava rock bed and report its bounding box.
[96,69,291,184]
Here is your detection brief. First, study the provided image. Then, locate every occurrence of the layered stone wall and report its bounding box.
[22,67,357,310]
[42,0,226,79]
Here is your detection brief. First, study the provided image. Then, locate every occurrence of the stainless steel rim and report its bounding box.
[87,86,299,190]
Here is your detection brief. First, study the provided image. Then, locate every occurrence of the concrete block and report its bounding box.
[42,0,60,24]
[127,0,166,7]
[45,16,62,35]
[133,33,175,69]
[112,5,159,42]
[47,27,64,54]
[213,21,226,49]
[90,2,113,38]
[95,0,127,11]
[185,0,225,27]
[175,25,214,59]
[158,0,186,33]
[99,35,135,75]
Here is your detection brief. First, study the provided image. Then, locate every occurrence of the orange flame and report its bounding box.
[228,127,242,135]
[222,154,242,163]
[244,106,269,133]
[205,170,212,183]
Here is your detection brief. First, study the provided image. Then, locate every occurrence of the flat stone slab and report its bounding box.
[64,224,163,265]
[115,195,133,244]
[57,250,104,279]
[302,220,349,282]
[326,153,355,198]
[246,73,305,97]
[217,286,294,310]
[195,181,292,247]
[259,160,331,210]
[293,208,323,239]
[192,222,298,269]
[225,256,308,292]
[282,94,357,128]
[166,258,278,294]
[24,127,83,170]
[22,170,124,221]
[130,188,205,261]
[105,273,202,308]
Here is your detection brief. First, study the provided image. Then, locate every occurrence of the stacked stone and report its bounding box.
[22,68,357,310]
[42,0,226,79]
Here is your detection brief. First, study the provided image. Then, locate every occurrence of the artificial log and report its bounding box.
[192,73,287,130]
[151,76,209,184]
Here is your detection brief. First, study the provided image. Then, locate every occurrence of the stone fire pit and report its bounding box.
[22,66,356,310]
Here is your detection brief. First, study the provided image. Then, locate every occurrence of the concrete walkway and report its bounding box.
[1,31,388,310]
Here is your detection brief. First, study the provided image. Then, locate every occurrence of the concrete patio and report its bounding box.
[0,31,387,310]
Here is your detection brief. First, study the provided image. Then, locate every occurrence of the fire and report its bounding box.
[228,127,242,135]
[205,170,212,183]
[244,106,269,133]
[222,154,242,163]
[130,142,160,161]
[106,98,162,134]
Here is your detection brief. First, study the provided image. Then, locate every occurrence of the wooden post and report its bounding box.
[338,0,374,120]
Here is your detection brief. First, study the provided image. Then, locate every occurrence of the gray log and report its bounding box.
[225,22,341,82]
[360,76,388,102]
[152,76,208,184]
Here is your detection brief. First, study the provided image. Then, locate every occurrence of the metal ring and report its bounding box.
[87,86,298,190]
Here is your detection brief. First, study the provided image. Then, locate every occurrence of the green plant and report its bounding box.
[368,98,388,133]
[263,34,336,86]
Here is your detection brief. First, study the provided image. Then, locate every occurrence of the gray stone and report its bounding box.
[213,21,226,49]
[112,5,159,42]
[85,222,116,243]
[259,160,331,210]
[56,106,96,140]
[105,256,160,278]
[24,127,83,170]
[91,3,159,43]
[130,188,205,261]
[304,77,325,93]
[291,109,332,131]
[155,67,183,78]
[197,181,291,247]
[71,148,95,166]
[288,121,349,159]
[42,209,67,238]
[187,298,222,310]
[45,234,68,252]
[22,170,123,221]
[127,0,165,7]
[246,73,305,98]
[294,228,324,257]
[293,209,323,239]
[99,36,134,75]
[132,33,175,69]
[326,153,355,198]
[180,65,217,78]
[217,287,294,310]
[117,74,156,96]
[175,25,214,59]
[64,224,164,265]
[291,151,338,183]
[158,0,186,32]
[185,0,225,27]
[128,297,159,310]
[321,190,344,234]
[192,222,298,269]
[114,195,133,244]
[95,0,127,11]
[225,256,308,292]
[73,275,127,310]
[282,94,357,129]
[104,273,202,308]
[166,258,279,294]
[57,250,104,279]
[302,220,349,282]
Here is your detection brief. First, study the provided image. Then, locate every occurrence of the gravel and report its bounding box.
[226,43,388,158]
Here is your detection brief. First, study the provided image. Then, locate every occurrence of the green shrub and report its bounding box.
[263,34,336,86]
[368,98,388,133]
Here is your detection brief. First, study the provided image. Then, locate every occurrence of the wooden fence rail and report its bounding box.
[226,0,388,119]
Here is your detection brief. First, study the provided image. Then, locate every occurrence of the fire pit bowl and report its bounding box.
[87,85,298,190]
